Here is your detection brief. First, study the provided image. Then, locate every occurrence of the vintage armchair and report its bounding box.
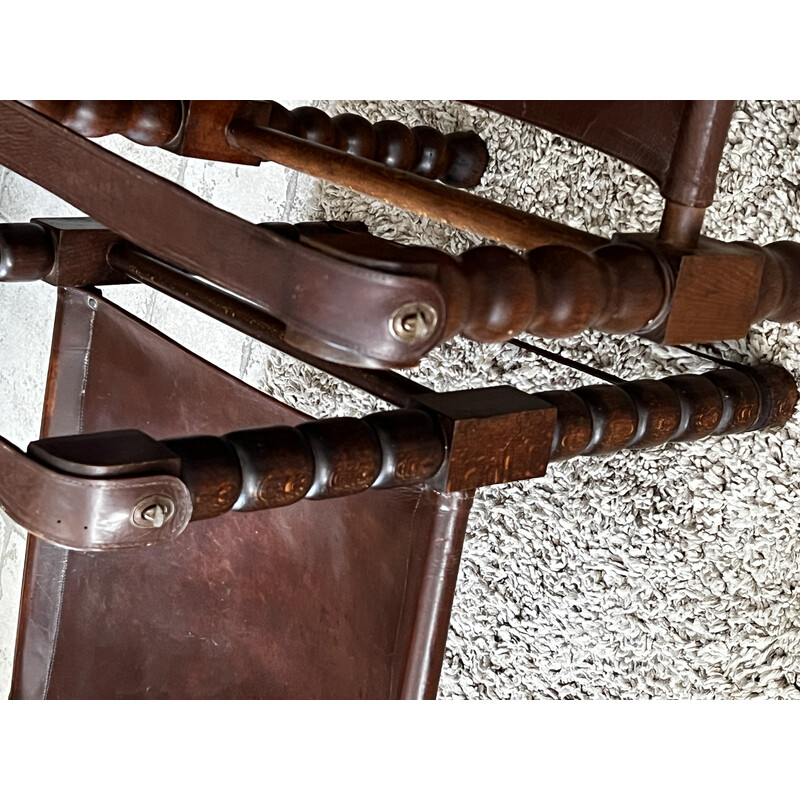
[0,100,798,699]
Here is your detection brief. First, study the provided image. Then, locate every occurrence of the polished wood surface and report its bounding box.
[5,100,800,701]
[756,240,800,322]
[227,118,607,252]
[24,100,490,187]
[23,100,184,146]
[262,225,668,341]
[30,362,798,514]
[13,101,800,354]
[5,215,800,358]
[164,409,445,518]
[0,102,449,369]
[540,365,796,461]
[264,102,489,187]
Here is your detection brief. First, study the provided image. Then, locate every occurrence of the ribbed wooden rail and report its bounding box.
[63,364,790,520]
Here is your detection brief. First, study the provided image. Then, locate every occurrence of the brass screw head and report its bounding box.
[131,495,175,529]
[390,302,438,345]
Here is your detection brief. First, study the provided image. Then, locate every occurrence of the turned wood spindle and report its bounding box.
[454,241,670,342]
[163,409,446,520]
[19,101,800,343]
[538,364,797,462]
[160,435,243,521]
[288,224,800,345]
[26,364,796,523]
[306,229,671,345]
[155,365,795,519]
[264,102,490,188]
[26,100,489,187]
[6,213,800,366]
[23,100,184,146]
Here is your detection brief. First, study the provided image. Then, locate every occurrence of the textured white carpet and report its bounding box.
[2,100,799,699]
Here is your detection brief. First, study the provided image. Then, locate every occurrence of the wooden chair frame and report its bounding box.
[1,100,797,699]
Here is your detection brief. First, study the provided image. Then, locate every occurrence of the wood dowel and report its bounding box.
[226,119,607,253]
[658,200,707,249]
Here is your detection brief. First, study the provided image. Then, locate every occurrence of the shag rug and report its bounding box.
[2,100,800,699]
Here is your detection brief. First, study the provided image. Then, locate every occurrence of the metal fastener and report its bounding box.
[389,301,438,345]
[131,495,175,529]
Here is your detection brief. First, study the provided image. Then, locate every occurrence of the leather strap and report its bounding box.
[0,101,446,368]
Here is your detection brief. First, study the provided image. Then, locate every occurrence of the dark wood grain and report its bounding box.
[755,240,800,323]
[299,228,670,342]
[0,222,53,282]
[23,100,184,146]
[168,411,446,512]
[538,366,795,462]
[411,387,557,493]
[24,100,490,187]
[661,239,764,344]
[29,362,797,518]
[264,102,489,187]
[161,435,243,521]
[224,427,315,510]
[227,118,607,252]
